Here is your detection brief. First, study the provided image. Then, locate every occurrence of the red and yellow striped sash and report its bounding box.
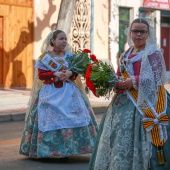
[122,70,168,147]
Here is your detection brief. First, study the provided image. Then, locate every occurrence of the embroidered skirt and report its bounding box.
[19,89,98,158]
[89,92,170,170]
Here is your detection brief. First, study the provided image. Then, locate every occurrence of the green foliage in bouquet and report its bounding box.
[90,61,119,97]
[68,49,91,76]
[67,48,119,98]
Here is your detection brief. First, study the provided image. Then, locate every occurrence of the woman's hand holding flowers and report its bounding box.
[118,78,133,90]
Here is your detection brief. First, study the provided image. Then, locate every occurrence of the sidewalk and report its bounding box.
[0,83,170,122]
[0,88,111,122]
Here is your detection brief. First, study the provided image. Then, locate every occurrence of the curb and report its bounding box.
[0,112,26,122]
[0,106,108,123]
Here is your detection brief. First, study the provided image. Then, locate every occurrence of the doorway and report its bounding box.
[161,26,170,70]
[161,13,170,72]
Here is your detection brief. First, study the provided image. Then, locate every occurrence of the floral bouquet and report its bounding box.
[85,60,119,98]
[68,49,92,76]
[69,49,119,97]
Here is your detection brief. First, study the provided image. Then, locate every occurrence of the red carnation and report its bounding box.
[83,49,91,53]
[85,65,99,97]
[90,54,98,62]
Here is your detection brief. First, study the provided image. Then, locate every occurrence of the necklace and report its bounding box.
[53,49,62,56]
[132,48,140,54]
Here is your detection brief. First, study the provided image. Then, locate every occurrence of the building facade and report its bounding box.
[0,0,170,88]
[110,0,170,81]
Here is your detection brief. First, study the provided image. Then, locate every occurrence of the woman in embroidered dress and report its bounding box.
[89,18,170,170]
[19,30,98,158]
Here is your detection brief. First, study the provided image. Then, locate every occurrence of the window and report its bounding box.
[119,8,130,57]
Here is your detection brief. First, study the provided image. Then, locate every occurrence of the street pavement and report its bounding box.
[0,88,112,122]
[0,83,170,123]
[0,88,109,169]
[0,83,170,122]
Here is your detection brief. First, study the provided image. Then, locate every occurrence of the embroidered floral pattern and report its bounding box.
[19,94,98,158]
[91,93,152,170]
[20,93,97,158]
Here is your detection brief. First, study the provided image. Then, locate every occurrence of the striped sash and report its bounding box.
[122,70,169,164]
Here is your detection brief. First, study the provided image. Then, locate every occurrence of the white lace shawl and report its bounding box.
[124,23,167,109]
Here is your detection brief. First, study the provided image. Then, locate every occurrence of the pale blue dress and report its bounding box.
[19,52,98,158]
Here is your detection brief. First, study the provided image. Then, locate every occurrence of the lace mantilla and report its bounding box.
[138,50,166,109]
[124,19,167,109]
[41,30,72,53]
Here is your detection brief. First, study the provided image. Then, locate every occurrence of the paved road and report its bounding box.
[0,113,104,170]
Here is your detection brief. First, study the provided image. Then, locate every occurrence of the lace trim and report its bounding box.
[124,21,167,109]
[131,76,138,90]
[93,100,152,170]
